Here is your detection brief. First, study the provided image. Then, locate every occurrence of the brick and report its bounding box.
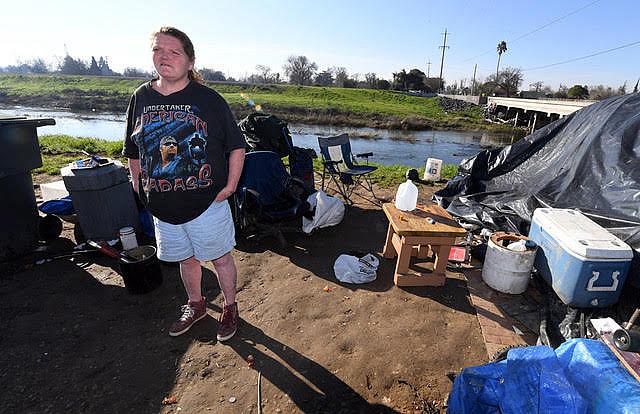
[481,325,506,337]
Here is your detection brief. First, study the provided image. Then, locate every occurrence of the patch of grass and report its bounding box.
[33,154,81,175]
[39,135,124,157]
[312,158,457,189]
[0,74,495,130]
[33,135,459,186]
[34,135,126,176]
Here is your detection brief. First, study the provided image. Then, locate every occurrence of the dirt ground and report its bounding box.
[1,181,487,414]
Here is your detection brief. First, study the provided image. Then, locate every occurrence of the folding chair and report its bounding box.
[317,134,378,205]
[231,151,311,245]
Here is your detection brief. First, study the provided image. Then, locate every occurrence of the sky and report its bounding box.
[2,0,639,90]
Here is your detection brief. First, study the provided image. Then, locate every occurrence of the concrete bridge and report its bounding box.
[440,94,597,132]
[486,97,595,117]
[486,97,596,132]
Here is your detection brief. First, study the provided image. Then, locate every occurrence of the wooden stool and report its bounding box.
[382,203,466,286]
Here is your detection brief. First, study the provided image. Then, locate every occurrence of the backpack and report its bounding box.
[238,112,293,158]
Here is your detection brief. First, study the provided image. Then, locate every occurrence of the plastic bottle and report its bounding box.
[395,179,418,211]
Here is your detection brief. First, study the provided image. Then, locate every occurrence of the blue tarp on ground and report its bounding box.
[39,195,75,216]
[448,339,640,413]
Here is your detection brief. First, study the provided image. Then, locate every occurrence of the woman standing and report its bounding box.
[123,27,245,341]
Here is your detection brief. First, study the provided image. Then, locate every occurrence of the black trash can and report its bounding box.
[118,245,163,294]
[0,116,55,261]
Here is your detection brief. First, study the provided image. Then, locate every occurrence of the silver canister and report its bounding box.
[119,226,138,251]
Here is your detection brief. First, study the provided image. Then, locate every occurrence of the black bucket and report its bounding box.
[118,245,162,294]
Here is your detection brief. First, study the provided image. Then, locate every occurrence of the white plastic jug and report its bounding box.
[423,158,443,182]
[395,179,418,211]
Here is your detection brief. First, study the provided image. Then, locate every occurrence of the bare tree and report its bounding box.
[283,55,317,85]
[530,81,544,92]
[332,66,349,88]
[500,67,523,97]
[364,73,378,89]
[588,85,616,100]
[255,65,272,83]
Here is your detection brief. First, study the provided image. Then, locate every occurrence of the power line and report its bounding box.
[522,40,640,71]
[510,0,601,43]
[461,0,601,63]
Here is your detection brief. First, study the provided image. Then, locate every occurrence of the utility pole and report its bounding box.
[426,60,431,78]
[438,28,449,92]
[471,64,477,96]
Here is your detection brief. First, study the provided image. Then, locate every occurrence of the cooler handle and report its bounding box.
[587,270,619,292]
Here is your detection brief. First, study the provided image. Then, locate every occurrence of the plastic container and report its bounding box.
[423,158,443,182]
[528,208,633,308]
[119,226,138,251]
[482,232,537,294]
[61,160,140,241]
[394,179,418,211]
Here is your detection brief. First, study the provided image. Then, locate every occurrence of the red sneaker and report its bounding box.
[217,303,238,341]
[169,297,207,337]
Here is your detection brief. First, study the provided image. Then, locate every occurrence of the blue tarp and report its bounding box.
[38,196,75,216]
[448,339,640,413]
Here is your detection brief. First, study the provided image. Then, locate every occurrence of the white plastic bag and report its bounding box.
[334,253,379,284]
[302,190,345,234]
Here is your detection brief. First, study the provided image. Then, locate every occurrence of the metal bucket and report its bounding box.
[118,245,162,294]
[482,232,537,294]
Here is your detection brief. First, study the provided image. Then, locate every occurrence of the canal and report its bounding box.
[1,105,515,167]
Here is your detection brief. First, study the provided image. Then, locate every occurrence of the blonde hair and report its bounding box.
[151,26,203,83]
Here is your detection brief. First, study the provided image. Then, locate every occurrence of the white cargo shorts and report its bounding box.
[153,200,236,262]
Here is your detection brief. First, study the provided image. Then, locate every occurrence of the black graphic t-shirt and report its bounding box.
[123,81,245,224]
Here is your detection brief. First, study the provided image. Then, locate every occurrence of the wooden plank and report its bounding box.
[382,224,396,258]
[433,243,453,274]
[601,333,640,383]
[394,236,413,275]
[382,203,466,237]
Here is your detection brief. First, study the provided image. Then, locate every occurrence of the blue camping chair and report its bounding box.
[317,134,378,205]
[232,151,311,245]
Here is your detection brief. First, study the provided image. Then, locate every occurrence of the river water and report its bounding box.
[1,105,514,167]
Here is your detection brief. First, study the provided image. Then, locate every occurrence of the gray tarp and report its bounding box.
[435,93,640,281]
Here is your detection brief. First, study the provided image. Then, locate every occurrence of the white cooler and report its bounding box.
[528,208,633,308]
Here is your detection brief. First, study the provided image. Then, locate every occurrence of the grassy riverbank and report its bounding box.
[0,74,512,132]
[34,135,457,188]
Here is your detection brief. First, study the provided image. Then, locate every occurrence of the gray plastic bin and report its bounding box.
[0,116,55,261]
[61,160,140,241]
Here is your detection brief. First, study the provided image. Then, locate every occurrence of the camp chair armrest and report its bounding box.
[355,152,373,158]
[238,187,262,215]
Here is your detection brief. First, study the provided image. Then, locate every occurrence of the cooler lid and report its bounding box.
[532,208,633,260]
